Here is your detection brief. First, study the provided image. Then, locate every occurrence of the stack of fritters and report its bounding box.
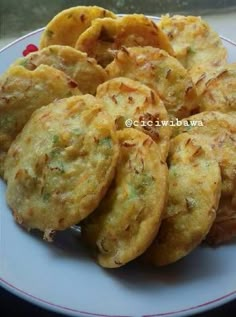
[1,6,235,268]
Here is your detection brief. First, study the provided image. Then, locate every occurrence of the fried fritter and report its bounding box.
[174,111,236,198]
[106,46,198,119]
[40,6,116,48]
[82,128,168,268]
[14,45,108,95]
[4,95,119,238]
[96,77,171,159]
[195,64,236,113]
[207,197,236,245]
[188,64,222,97]
[158,15,227,70]
[0,65,80,177]
[144,133,221,266]
[174,111,236,245]
[75,15,174,67]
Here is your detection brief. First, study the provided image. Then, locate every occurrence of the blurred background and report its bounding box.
[0,0,236,48]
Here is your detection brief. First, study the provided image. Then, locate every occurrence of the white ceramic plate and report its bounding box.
[1,16,236,317]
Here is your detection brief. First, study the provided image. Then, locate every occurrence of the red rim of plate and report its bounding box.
[1,16,236,317]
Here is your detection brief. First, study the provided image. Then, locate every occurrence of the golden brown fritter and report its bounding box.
[158,15,227,70]
[106,46,198,119]
[207,197,236,245]
[0,65,80,177]
[144,133,221,266]
[75,15,174,67]
[96,77,171,159]
[174,111,236,245]
[14,45,108,95]
[40,6,116,48]
[82,128,168,268]
[4,95,119,238]
[174,111,236,198]
[188,64,223,99]
[194,64,236,113]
